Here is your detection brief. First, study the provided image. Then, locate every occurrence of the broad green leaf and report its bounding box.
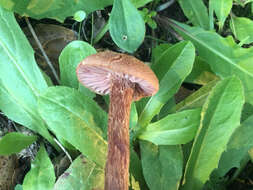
[185,57,218,85]
[54,155,104,190]
[0,0,113,22]
[139,108,201,145]
[59,41,96,89]
[0,7,57,149]
[38,86,107,167]
[0,132,37,155]
[213,114,253,178]
[178,0,209,30]
[131,0,152,8]
[170,20,253,105]
[183,77,244,190]
[130,148,148,190]
[23,144,55,190]
[109,0,145,52]
[136,41,195,130]
[172,79,219,112]
[78,84,96,99]
[210,0,233,30]
[230,16,253,45]
[140,141,183,190]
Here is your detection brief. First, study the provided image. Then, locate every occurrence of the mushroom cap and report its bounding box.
[76,51,159,101]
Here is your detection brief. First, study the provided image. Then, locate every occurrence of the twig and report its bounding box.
[25,17,60,84]
[53,138,73,163]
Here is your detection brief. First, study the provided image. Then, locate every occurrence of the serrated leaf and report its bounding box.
[140,141,183,190]
[109,0,145,52]
[38,86,107,167]
[59,40,96,89]
[0,6,57,149]
[54,155,104,190]
[170,19,253,106]
[0,0,113,22]
[210,0,233,30]
[230,16,253,45]
[0,132,37,155]
[139,108,201,145]
[178,0,209,30]
[136,41,195,130]
[23,144,55,190]
[183,77,244,190]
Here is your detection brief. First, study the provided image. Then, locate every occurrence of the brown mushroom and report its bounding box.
[76,50,159,190]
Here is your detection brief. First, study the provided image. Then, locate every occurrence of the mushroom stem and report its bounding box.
[105,77,133,190]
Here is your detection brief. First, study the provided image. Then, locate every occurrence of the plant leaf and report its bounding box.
[178,0,209,30]
[130,147,148,190]
[0,6,57,149]
[54,155,104,190]
[22,144,55,190]
[210,0,233,30]
[59,40,96,89]
[213,114,253,178]
[140,141,183,190]
[0,0,113,22]
[0,132,37,155]
[169,19,253,106]
[230,16,253,45]
[185,57,218,85]
[183,76,244,190]
[131,0,152,8]
[38,86,107,167]
[109,0,145,52]
[172,79,219,112]
[137,41,195,130]
[139,108,201,145]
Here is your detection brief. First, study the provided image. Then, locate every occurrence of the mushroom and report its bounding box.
[76,50,159,190]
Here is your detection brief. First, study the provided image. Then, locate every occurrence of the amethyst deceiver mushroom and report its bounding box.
[76,50,159,190]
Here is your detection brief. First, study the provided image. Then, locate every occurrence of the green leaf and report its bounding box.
[0,132,37,155]
[137,41,195,130]
[185,57,218,85]
[54,155,104,190]
[15,184,23,190]
[183,77,244,190]
[0,7,57,149]
[130,148,147,190]
[131,0,152,8]
[172,79,219,112]
[140,141,183,190]
[59,40,96,89]
[23,144,55,190]
[210,0,233,30]
[213,114,253,178]
[139,108,201,145]
[230,16,253,45]
[109,0,145,52]
[178,0,209,30]
[170,20,253,105]
[38,86,107,167]
[0,0,113,22]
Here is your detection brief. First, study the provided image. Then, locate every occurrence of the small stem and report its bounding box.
[90,13,94,46]
[25,17,60,84]
[53,138,73,163]
[105,78,133,190]
[93,22,109,44]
